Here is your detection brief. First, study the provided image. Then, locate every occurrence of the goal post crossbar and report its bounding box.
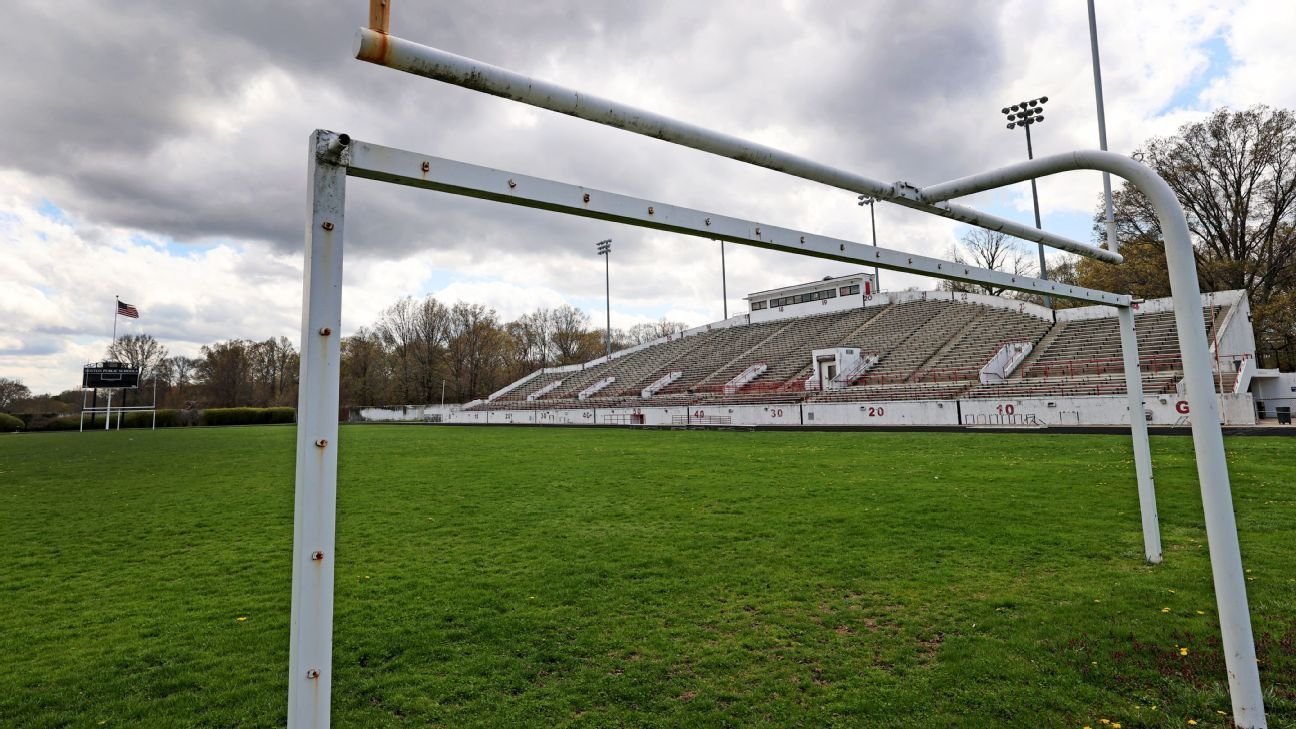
[345,141,1127,306]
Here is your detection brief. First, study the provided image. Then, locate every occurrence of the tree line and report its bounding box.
[341,300,683,407]
[2,303,686,415]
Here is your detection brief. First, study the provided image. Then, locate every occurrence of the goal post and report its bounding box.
[284,13,1267,728]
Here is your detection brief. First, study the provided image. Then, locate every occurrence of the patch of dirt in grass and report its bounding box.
[1104,622,1296,701]
[916,632,944,664]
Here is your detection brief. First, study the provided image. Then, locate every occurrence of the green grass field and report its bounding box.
[1,426,1293,728]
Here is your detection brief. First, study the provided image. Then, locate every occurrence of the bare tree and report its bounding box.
[107,334,169,381]
[247,337,298,405]
[375,297,419,402]
[196,340,251,406]
[628,318,687,345]
[549,304,594,364]
[447,302,506,400]
[376,296,451,403]
[340,326,390,406]
[941,229,1035,296]
[513,308,553,368]
[0,377,31,410]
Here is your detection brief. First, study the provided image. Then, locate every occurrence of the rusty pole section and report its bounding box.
[368,0,390,34]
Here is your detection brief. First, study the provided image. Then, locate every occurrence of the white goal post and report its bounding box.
[284,13,1268,729]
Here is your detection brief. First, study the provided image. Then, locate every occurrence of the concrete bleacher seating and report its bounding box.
[654,321,786,395]
[922,306,1052,376]
[474,296,1239,412]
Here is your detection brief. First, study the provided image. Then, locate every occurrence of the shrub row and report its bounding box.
[200,407,296,426]
[2,407,296,432]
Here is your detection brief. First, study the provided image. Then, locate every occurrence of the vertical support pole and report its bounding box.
[368,0,391,33]
[868,200,880,292]
[1118,306,1162,563]
[604,248,611,358]
[720,241,727,319]
[1152,182,1267,728]
[1023,123,1051,308]
[1087,0,1119,255]
[288,129,349,729]
[104,389,112,431]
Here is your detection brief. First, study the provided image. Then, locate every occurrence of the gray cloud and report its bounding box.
[0,0,1022,268]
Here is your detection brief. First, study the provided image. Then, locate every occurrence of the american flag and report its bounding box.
[117,300,140,319]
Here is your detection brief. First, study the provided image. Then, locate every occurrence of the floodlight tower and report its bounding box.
[1002,95,1051,307]
[596,238,612,357]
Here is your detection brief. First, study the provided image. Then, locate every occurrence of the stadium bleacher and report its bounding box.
[473,291,1240,412]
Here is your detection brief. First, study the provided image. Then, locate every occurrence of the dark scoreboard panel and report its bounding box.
[83,363,140,389]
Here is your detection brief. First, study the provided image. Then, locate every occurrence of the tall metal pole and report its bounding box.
[604,248,610,356]
[112,295,119,353]
[1023,123,1050,308]
[720,241,728,319]
[1088,0,1119,254]
[596,239,612,358]
[868,200,880,292]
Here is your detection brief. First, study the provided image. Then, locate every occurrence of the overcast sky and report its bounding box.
[3,0,1293,394]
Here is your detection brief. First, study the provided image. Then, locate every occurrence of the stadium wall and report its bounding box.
[382,393,1255,427]
[349,405,461,422]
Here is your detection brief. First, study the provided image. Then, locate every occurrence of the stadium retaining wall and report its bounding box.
[362,393,1255,427]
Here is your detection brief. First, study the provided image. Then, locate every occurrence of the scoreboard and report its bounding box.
[83,362,141,389]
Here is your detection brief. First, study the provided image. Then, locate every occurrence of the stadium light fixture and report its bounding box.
[596,239,612,357]
[1001,95,1051,307]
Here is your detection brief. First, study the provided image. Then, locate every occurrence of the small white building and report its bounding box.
[746,273,877,323]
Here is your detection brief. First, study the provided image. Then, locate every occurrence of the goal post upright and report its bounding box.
[287,130,348,729]
[921,152,1264,725]
[1118,305,1162,564]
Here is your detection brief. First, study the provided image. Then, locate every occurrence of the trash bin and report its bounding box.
[1277,406,1292,425]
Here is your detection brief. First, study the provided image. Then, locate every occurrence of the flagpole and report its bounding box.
[112,295,119,354]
